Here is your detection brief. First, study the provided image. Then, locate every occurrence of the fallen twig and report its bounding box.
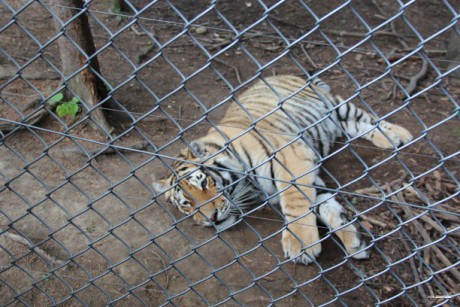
[213,58,242,84]
[149,250,170,290]
[398,231,430,306]
[390,21,409,50]
[323,29,405,39]
[360,214,387,228]
[300,43,318,69]
[376,49,446,64]
[177,105,183,125]
[1,231,63,267]
[354,185,381,195]
[430,252,460,295]
[370,0,388,19]
[396,195,460,282]
[365,67,412,81]
[405,57,429,96]
[417,214,448,235]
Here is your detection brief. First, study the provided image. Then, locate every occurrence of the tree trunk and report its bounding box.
[49,0,112,134]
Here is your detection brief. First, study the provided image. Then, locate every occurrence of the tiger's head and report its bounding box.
[153,141,256,230]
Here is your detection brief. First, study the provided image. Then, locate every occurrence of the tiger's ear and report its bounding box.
[188,140,208,158]
[152,178,169,194]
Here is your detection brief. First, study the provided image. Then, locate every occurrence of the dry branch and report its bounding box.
[360,214,387,228]
[398,231,430,306]
[397,197,460,283]
[324,29,405,39]
[213,58,242,84]
[300,43,318,69]
[405,57,429,96]
[355,172,460,301]
[354,185,381,195]
[1,231,63,267]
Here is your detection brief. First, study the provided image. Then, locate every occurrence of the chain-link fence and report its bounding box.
[1,0,459,305]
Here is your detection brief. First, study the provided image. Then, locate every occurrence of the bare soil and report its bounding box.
[1,0,459,306]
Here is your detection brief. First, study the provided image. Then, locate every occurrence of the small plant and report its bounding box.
[48,93,80,120]
[48,92,64,106]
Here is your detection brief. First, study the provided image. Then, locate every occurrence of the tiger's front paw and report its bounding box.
[393,125,413,145]
[281,228,322,265]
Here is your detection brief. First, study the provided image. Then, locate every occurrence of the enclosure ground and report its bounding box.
[1,1,459,306]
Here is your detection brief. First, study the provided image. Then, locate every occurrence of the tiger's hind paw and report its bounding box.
[372,123,413,149]
[348,241,370,260]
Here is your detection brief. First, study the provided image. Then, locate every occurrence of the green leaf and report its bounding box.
[56,101,79,118]
[50,93,64,102]
[48,92,64,106]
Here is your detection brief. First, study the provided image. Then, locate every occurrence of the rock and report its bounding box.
[195,26,207,35]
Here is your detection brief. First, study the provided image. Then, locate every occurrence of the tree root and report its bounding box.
[0,99,51,133]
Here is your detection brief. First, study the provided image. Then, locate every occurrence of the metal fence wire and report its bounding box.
[1,0,459,305]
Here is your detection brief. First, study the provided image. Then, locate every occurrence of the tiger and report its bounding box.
[153,75,413,265]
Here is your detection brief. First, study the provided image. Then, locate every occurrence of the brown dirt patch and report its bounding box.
[1,0,459,306]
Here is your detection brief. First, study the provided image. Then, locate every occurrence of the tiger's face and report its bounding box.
[153,143,239,229]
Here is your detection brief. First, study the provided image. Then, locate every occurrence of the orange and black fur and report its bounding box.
[154,75,413,264]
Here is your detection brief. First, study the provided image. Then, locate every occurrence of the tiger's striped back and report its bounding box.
[221,75,341,158]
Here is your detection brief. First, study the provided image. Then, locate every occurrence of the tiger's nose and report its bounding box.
[201,178,207,191]
[211,210,218,222]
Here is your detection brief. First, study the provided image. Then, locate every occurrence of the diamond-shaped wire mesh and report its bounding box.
[1,0,459,305]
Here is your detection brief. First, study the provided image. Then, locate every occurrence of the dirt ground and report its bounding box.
[1,0,459,306]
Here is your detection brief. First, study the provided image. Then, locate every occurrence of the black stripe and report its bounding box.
[241,146,256,175]
[248,132,276,188]
[212,161,227,171]
[356,109,363,122]
[244,106,300,135]
[349,103,357,119]
[213,161,239,182]
[204,142,223,152]
[207,169,226,184]
[316,189,330,196]
[345,103,351,121]
[176,165,189,173]
[213,160,229,171]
